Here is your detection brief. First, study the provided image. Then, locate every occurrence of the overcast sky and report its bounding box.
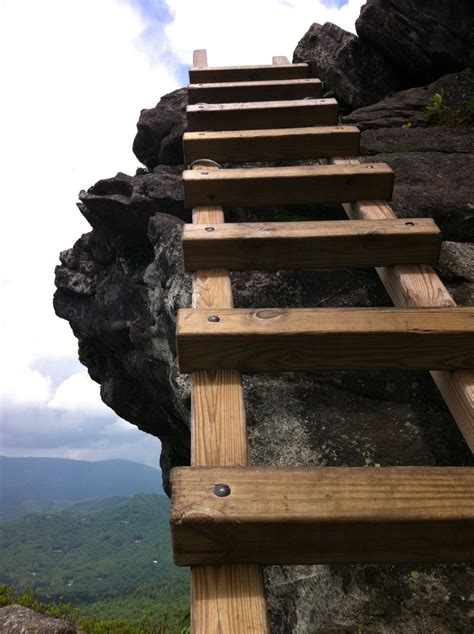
[0,0,364,468]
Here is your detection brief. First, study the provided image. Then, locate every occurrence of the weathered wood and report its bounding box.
[193,49,208,68]
[183,163,394,208]
[186,98,338,131]
[189,63,309,84]
[171,466,474,565]
[182,219,441,271]
[189,160,269,629]
[328,156,474,452]
[183,126,360,163]
[177,307,474,373]
[188,78,321,104]
[272,55,291,65]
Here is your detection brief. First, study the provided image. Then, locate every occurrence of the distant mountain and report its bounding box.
[0,493,188,607]
[0,456,164,520]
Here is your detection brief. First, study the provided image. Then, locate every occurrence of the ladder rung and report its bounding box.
[183,164,394,208]
[189,63,310,83]
[176,307,474,372]
[183,126,360,163]
[188,79,322,105]
[170,466,474,565]
[186,98,338,131]
[182,219,442,271]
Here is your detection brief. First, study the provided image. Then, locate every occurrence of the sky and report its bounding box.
[0,0,365,468]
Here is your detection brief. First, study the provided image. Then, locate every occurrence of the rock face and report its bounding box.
[54,5,474,632]
[293,22,402,110]
[293,2,474,112]
[356,0,474,82]
[344,68,474,130]
[0,605,77,633]
[133,88,188,169]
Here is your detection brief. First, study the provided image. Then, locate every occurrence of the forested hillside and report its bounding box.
[0,493,189,625]
[0,456,163,520]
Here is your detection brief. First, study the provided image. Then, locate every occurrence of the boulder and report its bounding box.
[133,88,188,168]
[356,0,474,83]
[293,22,402,110]
[0,605,77,633]
[344,68,474,130]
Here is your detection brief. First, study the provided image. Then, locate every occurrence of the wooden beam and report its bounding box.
[183,126,360,163]
[189,63,310,84]
[328,157,474,452]
[171,466,474,565]
[187,158,269,627]
[182,219,441,271]
[188,78,321,104]
[272,55,291,65]
[177,307,474,373]
[186,98,338,131]
[183,163,394,208]
[193,49,208,68]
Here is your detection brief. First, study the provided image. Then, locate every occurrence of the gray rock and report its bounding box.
[0,605,77,633]
[78,167,185,244]
[361,151,474,242]
[344,68,474,130]
[360,126,474,156]
[293,22,402,110]
[133,88,188,168]
[356,0,474,83]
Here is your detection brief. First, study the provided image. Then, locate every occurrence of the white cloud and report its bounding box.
[164,0,365,68]
[47,372,108,414]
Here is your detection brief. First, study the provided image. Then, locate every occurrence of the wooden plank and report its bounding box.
[193,49,208,68]
[183,126,360,163]
[186,98,338,131]
[176,307,474,373]
[188,78,321,104]
[272,55,291,65]
[189,63,309,84]
[182,219,441,271]
[328,157,474,452]
[183,163,394,208]
[171,466,474,565]
[188,160,269,630]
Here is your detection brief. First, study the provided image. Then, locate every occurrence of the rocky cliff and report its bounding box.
[54,1,474,631]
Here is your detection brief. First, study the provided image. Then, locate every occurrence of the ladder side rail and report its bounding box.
[187,50,269,634]
[328,157,474,451]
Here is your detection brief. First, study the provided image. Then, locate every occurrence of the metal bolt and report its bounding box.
[214,483,231,497]
[366,165,374,169]
[205,226,215,232]
[201,171,208,175]
[208,315,220,322]
[405,221,415,226]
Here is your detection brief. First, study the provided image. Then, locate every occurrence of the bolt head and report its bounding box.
[205,226,215,232]
[214,483,231,497]
[208,315,220,322]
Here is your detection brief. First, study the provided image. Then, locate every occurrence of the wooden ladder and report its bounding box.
[170,50,474,633]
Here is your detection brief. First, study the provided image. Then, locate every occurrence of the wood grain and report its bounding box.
[183,163,394,208]
[183,125,360,163]
[328,156,474,451]
[193,49,208,68]
[182,219,441,271]
[188,157,269,628]
[188,78,321,104]
[189,63,309,84]
[186,98,338,131]
[171,466,474,565]
[177,307,474,372]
